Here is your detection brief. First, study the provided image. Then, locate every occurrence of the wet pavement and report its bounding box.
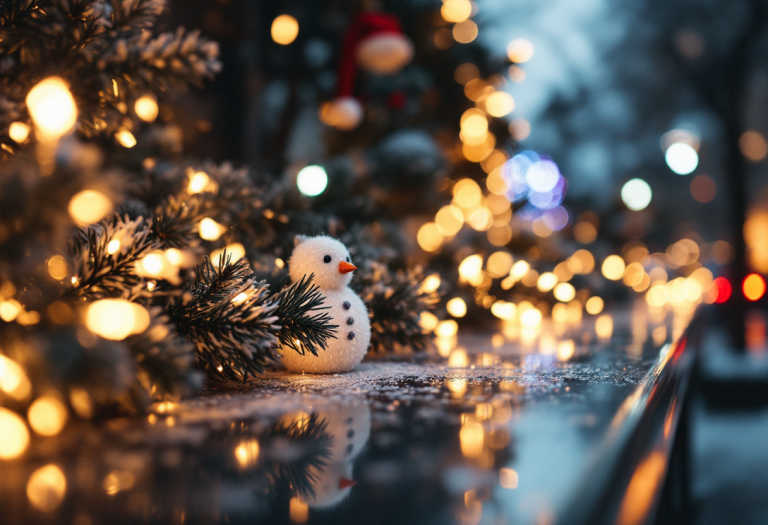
[0,308,683,525]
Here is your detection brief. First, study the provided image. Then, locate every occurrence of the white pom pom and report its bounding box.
[355,33,414,75]
[321,97,364,131]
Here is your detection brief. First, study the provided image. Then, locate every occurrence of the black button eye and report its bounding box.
[323,255,331,263]
[346,256,350,262]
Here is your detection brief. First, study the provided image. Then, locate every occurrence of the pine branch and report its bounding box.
[151,194,208,248]
[125,308,202,399]
[166,253,282,381]
[353,262,440,353]
[273,274,338,357]
[68,215,158,299]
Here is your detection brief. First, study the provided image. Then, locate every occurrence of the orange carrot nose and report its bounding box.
[338,261,357,274]
[339,478,357,490]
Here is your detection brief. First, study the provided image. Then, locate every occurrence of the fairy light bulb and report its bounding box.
[26,77,77,139]
[134,95,159,122]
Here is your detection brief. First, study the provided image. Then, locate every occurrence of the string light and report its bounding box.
[665,142,698,175]
[621,179,652,211]
[234,439,260,467]
[8,122,30,143]
[115,129,137,148]
[0,355,31,400]
[68,190,112,226]
[441,0,472,23]
[290,497,309,523]
[199,217,228,241]
[134,95,159,122]
[26,464,66,511]
[26,77,77,139]
[28,396,68,436]
[602,255,626,281]
[0,407,29,459]
[447,297,467,318]
[85,299,150,340]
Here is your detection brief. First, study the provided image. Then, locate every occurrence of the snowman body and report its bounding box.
[281,236,371,374]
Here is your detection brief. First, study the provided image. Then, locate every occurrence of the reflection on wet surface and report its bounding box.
[0,305,691,525]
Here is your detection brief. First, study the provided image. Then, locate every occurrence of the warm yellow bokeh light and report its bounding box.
[28,396,68,436]
[26,77,77,139]
[553,282,576,302]
[115,129,137,148]
[436,320,459,338]
[585,296,604,315]
[199,217,228,241]
[134,95,159,122]
[453,20,478,44]
[85,299,149,340]
[458,254,483,282]
[435,204,464,236]
[26,464,66,511]
[211,243,246,266]
[47,255,68,280]
[188,171,210,194]
[460,110,488,139]
[417,222,444,252]
[595,314,613,341]
[460,421,484,457]
[419,311,439,332]
[506,39,534,63]
[235,439,260,467]
[557,340,575,361]
[0,355,31,400]
[447,297,467,318]
[510,260,530,280]
[290,497,309,523]
[601,255,626,281]
[441,0,472,23]
[537,272,558,292]
[448,348,469,367]
[491,300,516,320]
[0,407,29,459]
[9,122,31,143]
[487,251,513,278]
[485,92,515,118]
[420,274,441,293]
[271,15,299,45]
[520,307,542,327]
[68,190,112,226]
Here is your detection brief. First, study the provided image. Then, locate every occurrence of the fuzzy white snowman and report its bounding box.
[281,235,371,374]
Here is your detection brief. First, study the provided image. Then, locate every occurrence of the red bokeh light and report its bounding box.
[713,277,732,304]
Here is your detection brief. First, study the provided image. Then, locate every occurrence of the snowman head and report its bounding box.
[290,235,357,289]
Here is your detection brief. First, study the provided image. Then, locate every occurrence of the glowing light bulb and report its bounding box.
[296,165,328,196]
[199,217,227,241]
[28,396,68,436]
[446,297,467,318]
[665,142,698,175]
[115,129,137,148]
[26,77,77,139]
[134,95,159,122]
[621,178,652,211]
[537,272,558,292]
[85,299,149,340]
[436,320,459,338]
[188,171,210,194]
[460,421,484,457]
[420,274,441,293]
[419,311,439,332]
[743,273,766,302]
[8,122,31,143]
[271,15,299,45]
[0,407,29,459]
[26,464,66,511]
[0,355,31,400]
[290,497,309,523]
[211,243,246,266]
[585,296,604,315]
[417,222,444,252]
[68,190,112,226]
[553,282,576,302]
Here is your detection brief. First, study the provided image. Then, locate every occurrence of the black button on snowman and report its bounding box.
[281,235,371,373]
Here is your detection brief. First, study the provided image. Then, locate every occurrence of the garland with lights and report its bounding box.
[0,0,443,439]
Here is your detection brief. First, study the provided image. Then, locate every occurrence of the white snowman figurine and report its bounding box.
[281,235,371,374]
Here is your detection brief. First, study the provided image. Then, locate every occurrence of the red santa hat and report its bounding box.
[322,12,413,131]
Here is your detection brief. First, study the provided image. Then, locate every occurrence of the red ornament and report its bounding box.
[325,12,414,131]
